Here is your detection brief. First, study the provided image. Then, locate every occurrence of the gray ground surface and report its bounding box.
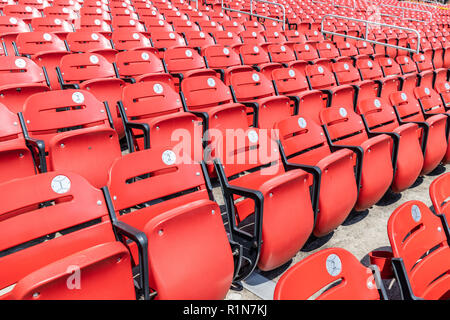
[214,164,449,300]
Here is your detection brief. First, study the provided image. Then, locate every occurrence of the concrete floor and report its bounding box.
[214,163,449,300]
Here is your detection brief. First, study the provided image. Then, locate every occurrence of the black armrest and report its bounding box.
[171,72,184,83]
[24,136,47,173]
[320,89,332,108]
[391,257,423,300]
[126,121,150,150]
[113,220,151,300]
[213,158,263,282]
[278,140,320,224]
[287,95,300,115]
[239,101,259,127]
[322,124,363,193]
[121,77,136,84]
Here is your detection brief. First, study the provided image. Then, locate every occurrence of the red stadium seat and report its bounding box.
[213,128,315,273]
[390,91,447,174]
[0,171,143,300]
[275,115,358,236]
[388,200,450,300]
[118,80,202,160]
[107,147,236,299]
[0,103,38,183]
[21,89,122,188]
[430,172,450,231]
[57,53,126,137]
[14,32,70,89]
[320,106,394,211]
[0,56,50,113]
[274,248,387,300]
[358,97,423,192]
[229,70,293,128]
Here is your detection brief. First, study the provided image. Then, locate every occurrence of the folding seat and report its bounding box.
[111,17,148,35]
[79,7,112,23]
[211,126,315,273]
[194,20,221,33]
[264,20,284,33]
[184,31,216,52]
[238,44,282,78]
[293,42,319,62]
[14,32,70,89]
[20,89,123,189]
[115,49,166,83]
[180,73,248,138]
[435,81,450,108]
[221,20,245,34]
[319,106,394,211]
[17,0,50,11]
[305,29,324,43]
[150,31,187,57]
[105,146,235,299]
[274,248,388,300]
[66,31,117,63]
[413,86,450,163]
[171,19,201,33]
[110,7,139,20]
[56,53,127,137]
[243,20,265,33]
[53,0,82,12]
[387,200,450,300]
[0,104,38,183]
[163,46,215,87]
[282,29,306,49]
[141,17,173,33]
[356,58,401,102]
[30,17,74,41]
[316,41,340,61]
[0,56,50,113]
[275,115,358,236]
[0,170,147,300]
[430,172,450,231]
[305,64,357,109]
[413,52,437,89]
[163,10,189,23]
[0,16,31,56]
[2,5,41,24]
[271,68,325,122]
[43,6,78,23]
[239,30,267,47]
[211,30,243,50]
[118,81,202,158]
[389,91,447,174]
[355,40,375,58]
[358,97,424,192]
[263,30,287,44]
[203,44,244,83]
[111,31,153,51]
[266,43,296,66]
[430,37,445,70]
[396,55,420,97]
[74,17,113,38]
[229,70,294,128]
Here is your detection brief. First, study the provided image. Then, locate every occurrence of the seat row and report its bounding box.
[274,172,450,300]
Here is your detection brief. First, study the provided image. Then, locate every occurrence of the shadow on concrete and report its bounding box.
[300,232,334,252]
[427,164,446,177]
[341,209,369,226]
[409,176,424,189]
[259,259,294,280]
[376,190,402,207]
